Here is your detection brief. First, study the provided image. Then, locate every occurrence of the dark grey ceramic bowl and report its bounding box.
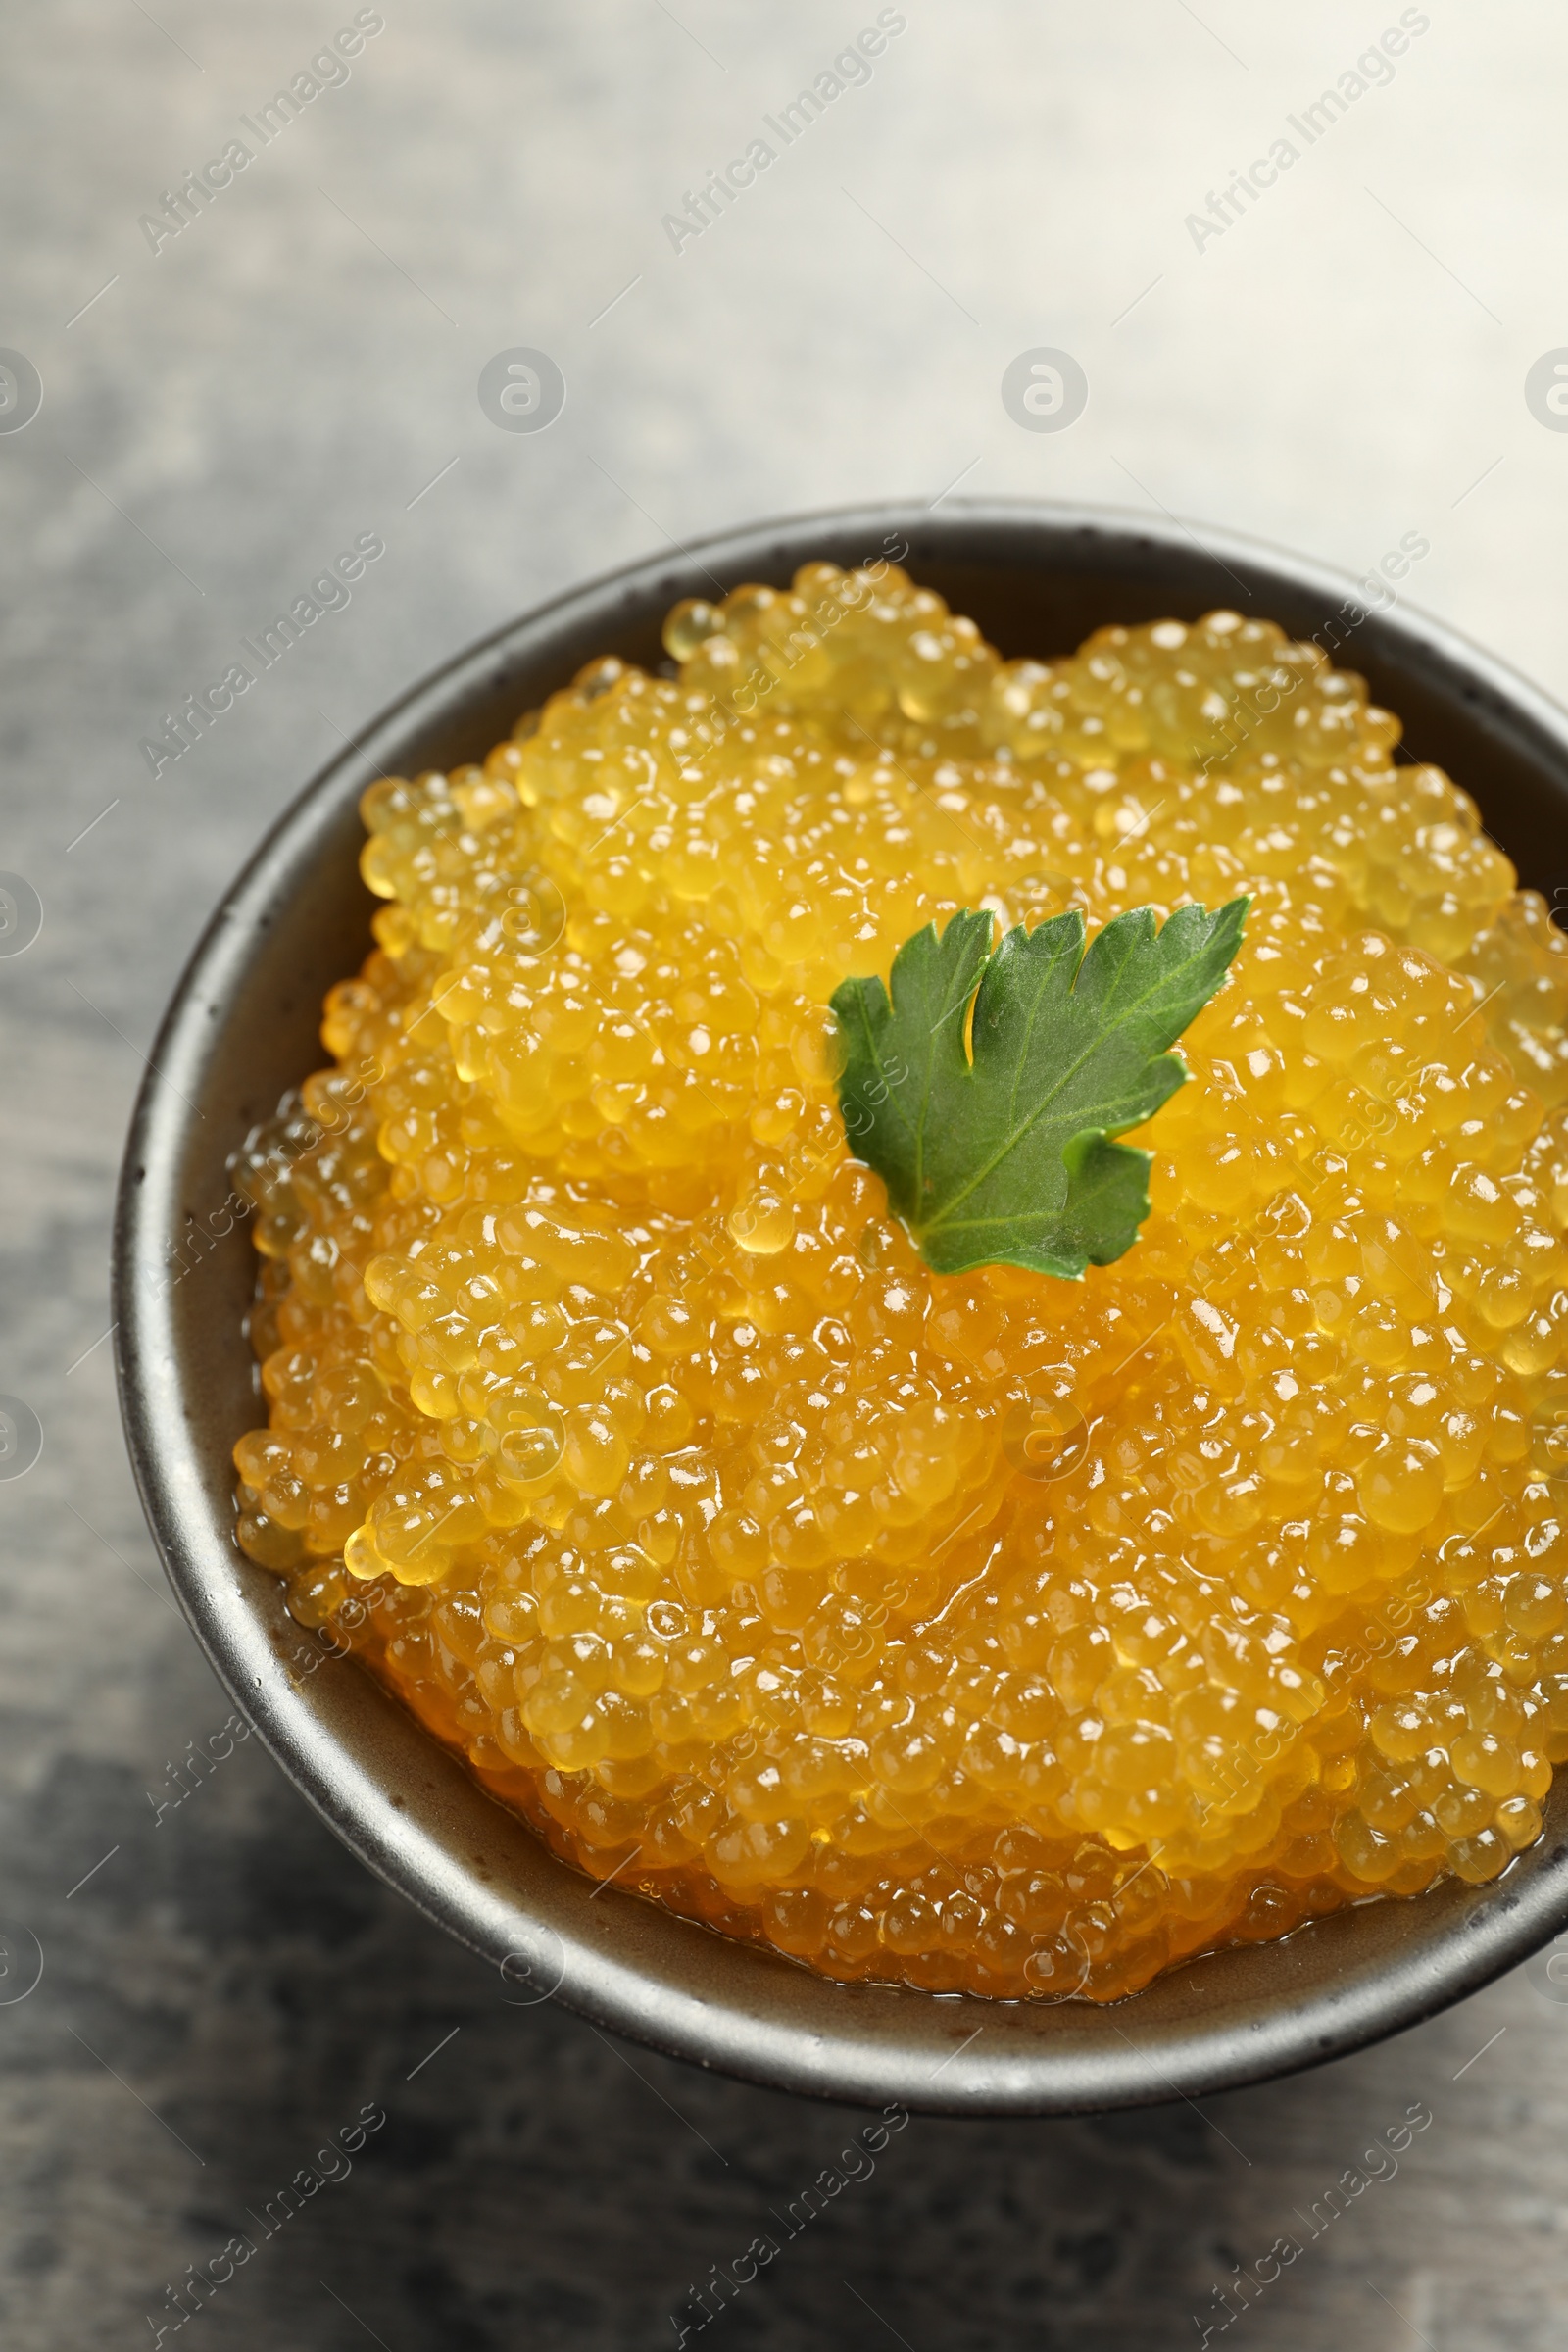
[115,500,1568,2115]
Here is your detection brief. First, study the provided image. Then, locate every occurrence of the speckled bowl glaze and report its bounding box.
[115,501,1568,2114]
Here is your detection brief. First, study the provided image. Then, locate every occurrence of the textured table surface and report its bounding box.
[6,4,1568,2345]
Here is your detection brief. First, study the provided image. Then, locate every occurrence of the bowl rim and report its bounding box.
[114,496,1568,2116]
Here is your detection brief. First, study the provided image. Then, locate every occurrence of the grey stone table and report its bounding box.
[5,3,1568,2343]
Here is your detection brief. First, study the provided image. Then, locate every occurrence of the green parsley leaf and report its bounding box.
[830,897,1250,1280]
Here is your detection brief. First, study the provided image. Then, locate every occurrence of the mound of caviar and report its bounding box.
[231,559,1568,2002]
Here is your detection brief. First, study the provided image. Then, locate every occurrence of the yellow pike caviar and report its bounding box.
[232,559,1568,2002]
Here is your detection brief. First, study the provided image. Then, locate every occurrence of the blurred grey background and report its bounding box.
[5,3,1568,2345]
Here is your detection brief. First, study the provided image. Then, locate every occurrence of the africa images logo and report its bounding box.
[136,11,386,255]
[661,9,908,254]
[1185,9,1432,254]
